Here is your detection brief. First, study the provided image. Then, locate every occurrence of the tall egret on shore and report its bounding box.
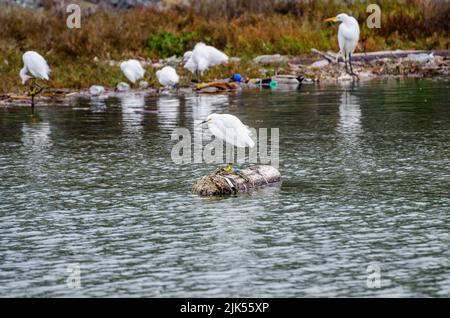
[200,113,254,172]
[184,43,229,80]
[156,66,180,88]
[325,13,360,75]
[120,59,145,85]
[20,51,51,109]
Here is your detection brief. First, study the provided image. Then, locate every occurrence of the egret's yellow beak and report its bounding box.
[324,17,338,23]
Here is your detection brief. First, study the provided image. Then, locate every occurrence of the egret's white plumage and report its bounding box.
[184,56,197,74]
[205,113,254,148]
[20,51,50,85]
[183,51,193,62]
[156,66,180,87]
[325,13,359,74]
[184,43,229,75]
[336,14,359,63]
[120,59,145,84]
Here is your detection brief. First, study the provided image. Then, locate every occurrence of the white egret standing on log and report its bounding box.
[184,43,229,81]
[120,59,145,86]
[20,51,51,110]
[200,113,255,172]
[156,66,180,88]
[325,13,360,75]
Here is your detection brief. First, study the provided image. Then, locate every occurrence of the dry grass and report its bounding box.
[0,0,449,93]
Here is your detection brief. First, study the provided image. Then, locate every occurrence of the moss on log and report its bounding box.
[192,165,281,196]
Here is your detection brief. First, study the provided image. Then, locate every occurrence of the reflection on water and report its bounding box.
[21,121,52,150]
[157,96,180,131]
[338,90,362,137]
[188,94,229,124]
[120,93,145,135]
[89,96,107,112]
[0,79,449,297]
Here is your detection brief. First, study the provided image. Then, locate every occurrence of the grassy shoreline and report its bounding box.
[1,1,449,93]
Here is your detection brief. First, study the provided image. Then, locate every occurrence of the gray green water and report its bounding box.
[0,79,449,297]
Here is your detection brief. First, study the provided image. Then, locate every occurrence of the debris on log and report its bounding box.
[192,165,281,196]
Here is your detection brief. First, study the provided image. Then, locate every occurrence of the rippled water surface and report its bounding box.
[0,79,449,297]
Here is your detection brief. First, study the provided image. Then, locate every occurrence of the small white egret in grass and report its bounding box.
[325,13,360,75]
[20,51,51,110]
[200,113,255,172]
[120,59,145,85]
[184,43,229,81]
[183,51,193,62]
[156,66,180,88]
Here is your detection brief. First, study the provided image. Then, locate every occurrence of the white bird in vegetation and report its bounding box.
[120,59,145,85]
[325,13,360,75]
[183,51,193,62]
[20,51,51,110]
[200,113,255,172]
[156,66,180,88]
[184,43,229,80]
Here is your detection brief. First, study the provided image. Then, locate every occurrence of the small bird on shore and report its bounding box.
[325,13,360,75]
[19,51,51,110]
[200,113,255,172]
[156,66,180,88]
[120,59,145,86]
[184,43,229,81]
[183,51,193,62]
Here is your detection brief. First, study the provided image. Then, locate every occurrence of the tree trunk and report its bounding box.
[192,165,281,196]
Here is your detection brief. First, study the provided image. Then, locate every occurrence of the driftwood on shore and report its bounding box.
[195,81,240,93]
[311,48,450,62]
[192,165,281,196]
[0,89,72,105]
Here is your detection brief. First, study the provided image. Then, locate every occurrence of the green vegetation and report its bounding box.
[0,0,448,93]
[147,31,197,58]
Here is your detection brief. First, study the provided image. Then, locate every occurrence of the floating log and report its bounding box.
[192,165,281,196]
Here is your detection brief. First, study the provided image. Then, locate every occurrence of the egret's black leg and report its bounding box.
[345,60,348,73]
[196,70,200,83]
[349,53,357,76]
[349,53,353,74]
[28,79,44,112]
[34,82,44,95]
[30,79,44,95]
[31,94,35,113]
